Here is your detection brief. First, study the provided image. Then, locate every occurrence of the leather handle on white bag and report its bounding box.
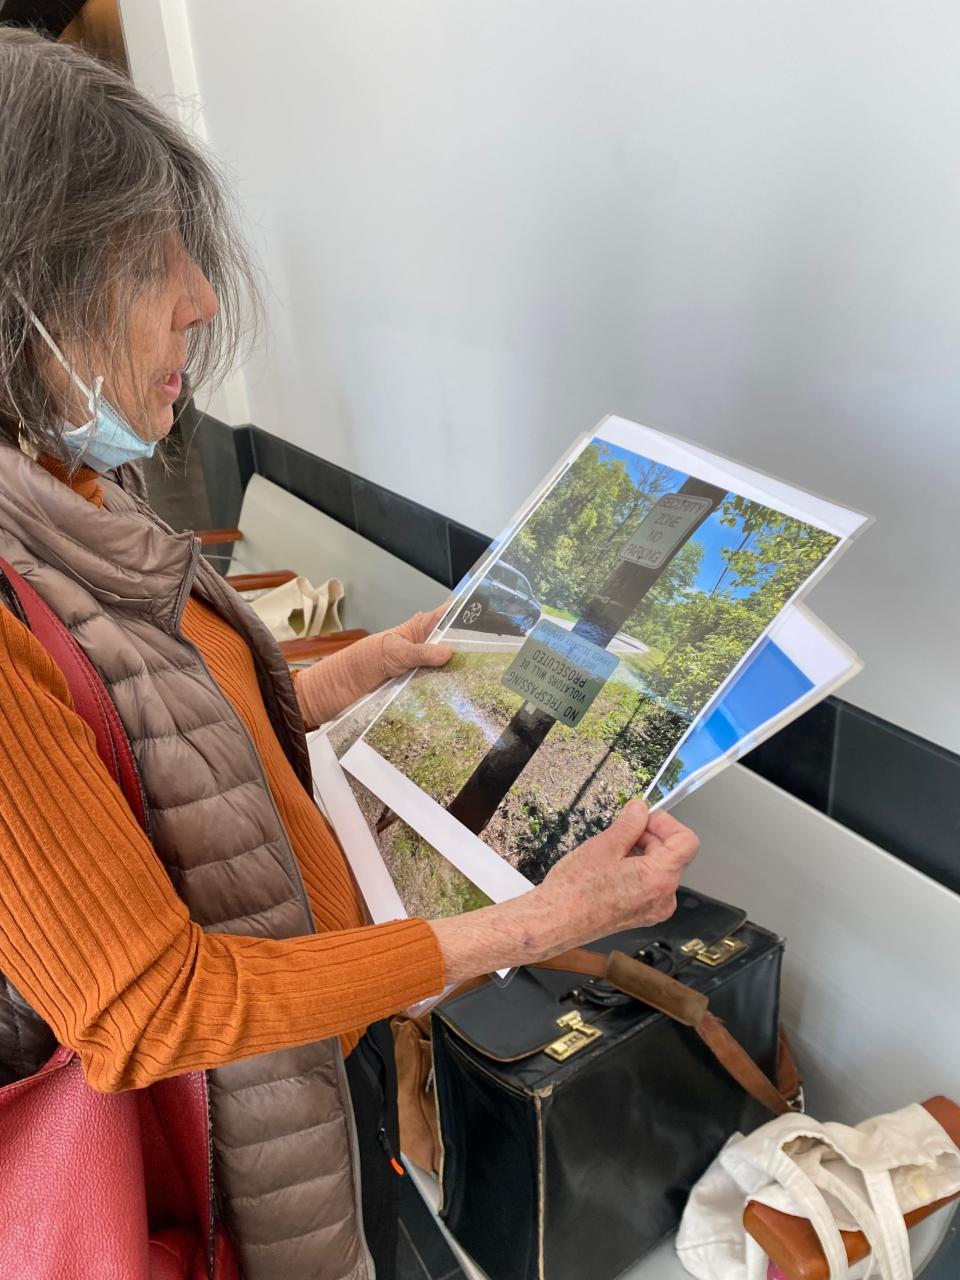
[743,1096,960,1280]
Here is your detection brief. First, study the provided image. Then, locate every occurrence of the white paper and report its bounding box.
[309,730,407,923]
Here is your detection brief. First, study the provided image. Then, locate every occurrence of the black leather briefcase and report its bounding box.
[432,888,798,1280]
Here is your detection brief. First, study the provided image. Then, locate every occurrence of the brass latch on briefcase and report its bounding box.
[544,1011,603,1062]
[681,936,747,968]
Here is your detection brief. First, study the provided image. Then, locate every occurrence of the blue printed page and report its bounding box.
[650,606,859,808]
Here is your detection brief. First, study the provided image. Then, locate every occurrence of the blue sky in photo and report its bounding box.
[597,441,768,599]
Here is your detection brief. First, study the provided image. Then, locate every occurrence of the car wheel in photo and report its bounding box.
[460,600,484,628]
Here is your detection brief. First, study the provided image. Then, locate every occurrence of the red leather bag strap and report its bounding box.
[0,557,148,834]
[0,559,235,1278]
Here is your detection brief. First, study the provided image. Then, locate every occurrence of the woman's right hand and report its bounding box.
[429,799,700,985]
[538,798,699,945]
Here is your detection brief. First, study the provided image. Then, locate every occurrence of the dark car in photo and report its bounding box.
[458,562,542,635]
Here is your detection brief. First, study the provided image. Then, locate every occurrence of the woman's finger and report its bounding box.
[408,640,454,668]
[635,811,700,870]
[415,602,453,642]
[424,602,451,631]
[382,633,454,676]
[395,603,451,644]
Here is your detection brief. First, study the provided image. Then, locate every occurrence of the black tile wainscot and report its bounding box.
[197,416,492,591]
[352,476,453,585]
[743,697,960,894]
[740,699,838,815]
[830,704,960,894]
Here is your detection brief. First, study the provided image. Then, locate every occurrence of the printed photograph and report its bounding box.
[351,436,843,885]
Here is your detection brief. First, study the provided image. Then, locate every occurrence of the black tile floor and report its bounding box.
[142,427,467,1280]
[397,1174,465,1280]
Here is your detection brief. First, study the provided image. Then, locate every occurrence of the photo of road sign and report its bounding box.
[501,620,619,727]
[620,493,714,568]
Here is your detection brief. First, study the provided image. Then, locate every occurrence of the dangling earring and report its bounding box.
[16,423,40,461]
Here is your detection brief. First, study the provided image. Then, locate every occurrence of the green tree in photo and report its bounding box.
[713,497,840,615]
[507,444,680,615]
[634,498,840,714]
[502,452,840,719]
[619,538,705,649]
[640,595,763,714]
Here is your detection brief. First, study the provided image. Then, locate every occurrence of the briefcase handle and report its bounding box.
[536,946,802,1117]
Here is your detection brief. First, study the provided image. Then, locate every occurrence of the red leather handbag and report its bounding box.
[0,558,239,1280]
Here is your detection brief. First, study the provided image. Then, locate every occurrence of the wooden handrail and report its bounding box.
[226,570,298,591]
[197,528,244,547]
[279,630,369,664]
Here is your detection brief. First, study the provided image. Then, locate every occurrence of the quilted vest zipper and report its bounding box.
[172,540,374,1280]
[357,1028,406,1177]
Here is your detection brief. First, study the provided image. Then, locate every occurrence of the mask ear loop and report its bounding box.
[19,304,102,424]
[5,283,103,428]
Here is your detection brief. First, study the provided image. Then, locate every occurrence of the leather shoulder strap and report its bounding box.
[0,557,148,835]
[537,945,802,1117]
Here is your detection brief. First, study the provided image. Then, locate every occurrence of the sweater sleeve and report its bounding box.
[0,608,444,1093]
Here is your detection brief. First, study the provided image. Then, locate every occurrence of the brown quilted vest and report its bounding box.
[0,445,373,1280]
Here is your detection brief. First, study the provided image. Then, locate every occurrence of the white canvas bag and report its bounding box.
[676,1103,960,1280]
[248,575,344,642]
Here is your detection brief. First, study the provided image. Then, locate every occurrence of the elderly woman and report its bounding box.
[0,28,699,1280]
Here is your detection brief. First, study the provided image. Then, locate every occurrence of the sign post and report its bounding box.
[445,476,727,835]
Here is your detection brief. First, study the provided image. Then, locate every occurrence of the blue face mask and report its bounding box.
[25,306,157,473]
[61,391,158,473]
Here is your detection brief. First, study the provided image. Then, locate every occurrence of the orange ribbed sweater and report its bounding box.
[0,471,443,1091]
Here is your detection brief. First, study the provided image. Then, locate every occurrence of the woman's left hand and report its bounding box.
[295,603,454,728]
[379,605,454,679]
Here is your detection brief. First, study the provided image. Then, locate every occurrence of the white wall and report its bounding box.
[122,1,960,753]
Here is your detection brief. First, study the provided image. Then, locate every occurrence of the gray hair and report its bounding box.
[0,27,259,451]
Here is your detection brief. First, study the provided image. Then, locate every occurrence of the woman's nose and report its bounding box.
[174,260,220,331]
